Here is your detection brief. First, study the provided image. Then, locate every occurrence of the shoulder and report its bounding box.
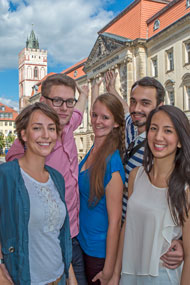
[129,166,140,181]
[105,150,125,184]
[107,149,123,166]
[45,165,63,179]
[0,159,18,174]
[63,109,82,133]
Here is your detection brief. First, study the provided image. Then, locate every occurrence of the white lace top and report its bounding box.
[122,166,182,277]
[21,168,66,285]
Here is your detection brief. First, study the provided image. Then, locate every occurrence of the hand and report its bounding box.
[77,84,89,98]
[0,264,14,284]
[92,270,111,285]
[107,273,120,285]
[160,239,184,269]
[105,71,118,93]
[91,78,104,92]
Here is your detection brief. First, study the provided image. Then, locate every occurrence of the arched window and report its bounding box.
[182,74,190,110]
[34,67,38,78]
[153,19,160,31]
[165,80,175,105]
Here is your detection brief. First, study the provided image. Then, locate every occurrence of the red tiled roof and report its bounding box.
[0,102,18,121]
[99,0,168,40]
[61,58,87,79]
[147,0,190,38]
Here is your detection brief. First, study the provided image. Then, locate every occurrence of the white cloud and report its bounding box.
[0,0,115,70]
[0,97,19,111]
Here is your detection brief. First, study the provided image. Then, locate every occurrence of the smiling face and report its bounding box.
[21,110,58,158]
[41,84,75,128]
[91,100,118,141]
[148,110,181,161]
[129,85,158,134]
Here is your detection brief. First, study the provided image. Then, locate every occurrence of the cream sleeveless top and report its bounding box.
[122,166,182,277]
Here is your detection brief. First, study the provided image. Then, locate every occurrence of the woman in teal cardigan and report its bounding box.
[0,102,72,285]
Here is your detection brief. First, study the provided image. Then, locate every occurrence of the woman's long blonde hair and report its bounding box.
[89,93,125,205]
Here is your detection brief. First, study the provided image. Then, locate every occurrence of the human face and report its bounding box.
[129,85,158,134]
[91,101,119,141]
[148,111,181,161]
[41,85,75,128]
[21,110,57,158]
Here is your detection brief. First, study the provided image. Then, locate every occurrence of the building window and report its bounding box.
[9,122,12,126]
[5,122,8,126]
[0,106,5,111]
[186,42,190,64]
[34,67,38,78]
[74,70,78,77]
[0,122,3,126]
[153,19,160,31]
[187,86,190,110]
[187,0,190,8]
[182,74,190,110]
[151,57,158,77]
[165,80,175,105]
[166,48,174,72]
[168,90,175,106]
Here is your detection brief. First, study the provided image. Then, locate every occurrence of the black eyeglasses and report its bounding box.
[43,95,77,108]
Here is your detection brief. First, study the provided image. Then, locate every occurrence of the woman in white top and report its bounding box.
[0,102,75,285]
[109,105,190,285]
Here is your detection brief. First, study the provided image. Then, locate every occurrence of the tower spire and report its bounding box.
[26,26,39,49]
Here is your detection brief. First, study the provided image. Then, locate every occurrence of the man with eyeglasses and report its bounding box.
[6,73,88,284]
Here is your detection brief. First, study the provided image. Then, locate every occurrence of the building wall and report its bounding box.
[0,121,16,136]
[147,14,190,115]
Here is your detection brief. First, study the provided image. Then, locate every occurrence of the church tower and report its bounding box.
[18,29,47,109]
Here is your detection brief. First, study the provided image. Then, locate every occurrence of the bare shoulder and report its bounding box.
[129,166,140,181]
[128,167,140,198]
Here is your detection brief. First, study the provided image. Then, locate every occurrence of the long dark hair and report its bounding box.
[89,93,125,205]
[144,105,190,226]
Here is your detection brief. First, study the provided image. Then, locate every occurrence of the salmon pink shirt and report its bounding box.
[6,109,82,238]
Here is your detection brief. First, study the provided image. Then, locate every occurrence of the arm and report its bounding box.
[180,194,190,285]
[108,167,139,285]
[0,245,13,284]
[105,71,129,114]
[92,171,123,284]
[5,139,25,162]
[91,77,104,108]
[75,84,89,114]
[67,264,77,285]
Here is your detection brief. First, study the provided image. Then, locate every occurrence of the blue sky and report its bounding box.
[0,0,133,110]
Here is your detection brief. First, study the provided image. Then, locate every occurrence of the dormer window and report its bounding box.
[153,19,160,31]
[187,0,190,8]
[0,106,5,111]
[74,70,78,77]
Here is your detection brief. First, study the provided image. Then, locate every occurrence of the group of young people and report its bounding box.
[0,71,189,285]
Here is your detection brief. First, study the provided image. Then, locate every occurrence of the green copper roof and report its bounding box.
[26,29,39,49]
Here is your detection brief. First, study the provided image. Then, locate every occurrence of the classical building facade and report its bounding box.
[18,29,47,109]
[71,0,190,159]
[24,0,190,159]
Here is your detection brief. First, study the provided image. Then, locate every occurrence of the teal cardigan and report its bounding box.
[0,159,72,284]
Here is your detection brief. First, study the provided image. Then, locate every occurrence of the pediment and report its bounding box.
[84,33,131,71]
